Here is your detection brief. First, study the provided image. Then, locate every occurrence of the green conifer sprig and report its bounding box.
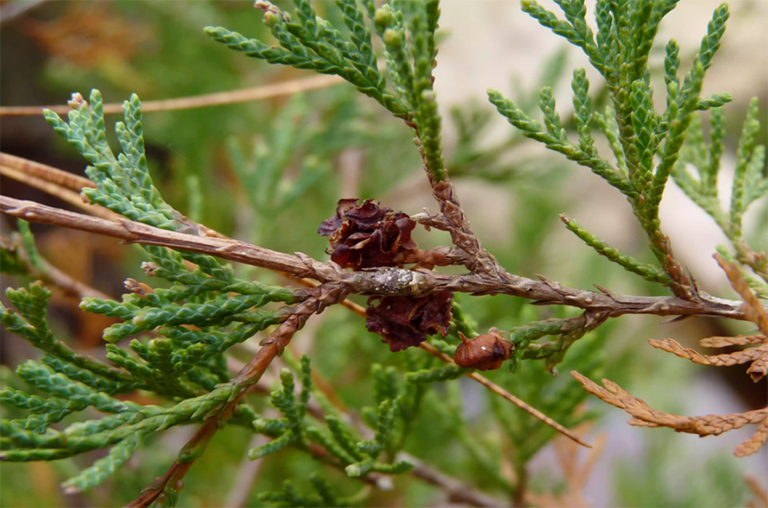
[257,474,362,508]
[0,234,28,276]
[15,220,44,273]
[60,432,143,494]
[205,1,404,117]
[43,89,284,313]
[249,358,426,481]
[0,270,285,490]
[670,97,768,284]
[1,283,134,387]
[490,1,745,294]
[405,364,463,384]
[1,383,234,462]
[403,0,445,180]
[44,91,176,230]
[226,96,331,220]
[490,328,606,469]
[730,98,766,238]
[207,0,448,181]
[488,90,632,194]
[559,215,674,285]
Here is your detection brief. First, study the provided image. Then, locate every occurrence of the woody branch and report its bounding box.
[0,195,758,321]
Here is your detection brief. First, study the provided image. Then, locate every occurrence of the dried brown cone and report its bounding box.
[571,371,768,457]
[365,291,453,352]
[318,198,418,271]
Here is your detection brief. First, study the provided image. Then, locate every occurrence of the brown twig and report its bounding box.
[0,152,95,191]
[571,371,768,457]
[1,196,759,322]
[4,232,112,301]
[403,452,502,507]
[0,165,119,221]
[746,473,768,508]
[0,75,344,116]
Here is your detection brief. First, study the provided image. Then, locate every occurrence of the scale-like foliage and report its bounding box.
[1,1,766,506]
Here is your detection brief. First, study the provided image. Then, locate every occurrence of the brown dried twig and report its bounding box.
[716,254,768,335]
[0,75,343,116]
[571,372,768,457]
[1,232,111,301]
[572,255,768,458]
[746,473,768,508]
[1,195,758,321]
[649,338,768,382]
[0,152,95,191]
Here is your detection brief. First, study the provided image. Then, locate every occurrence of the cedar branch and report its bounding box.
[1,195,760,321]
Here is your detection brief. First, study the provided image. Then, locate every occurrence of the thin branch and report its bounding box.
[1,195,758,322]
[0,165,118,220]
[126,288,345,508]
[0,152,95,191]
[4,231,112,301]
[0,75,344,116]
[402,452,503,507]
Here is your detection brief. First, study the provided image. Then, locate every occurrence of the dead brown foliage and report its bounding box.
[573,254,768,457]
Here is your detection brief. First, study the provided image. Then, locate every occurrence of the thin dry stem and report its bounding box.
[5,231,112,301]
[650,338,768,368]
[745,473,768,508]
[525,428,606,508]
[0,152,95,190]
[0,75,343,116]
[716,253,768,334]
[0,164,118,220]
[700,335,765,347]
[571,371,768,457]
[224,433,269,508]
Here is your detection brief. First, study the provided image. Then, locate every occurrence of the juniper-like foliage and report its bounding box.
[1,0,766,507]
[2,92,300,492]
[489,0,765,300]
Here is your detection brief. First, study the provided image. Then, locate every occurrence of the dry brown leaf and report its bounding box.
[649,338,768,381]
[715,254,768,334]
[733,418,768,457]
[746,355,768,383]
[571,371,768,457]
[699,335,766,347]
